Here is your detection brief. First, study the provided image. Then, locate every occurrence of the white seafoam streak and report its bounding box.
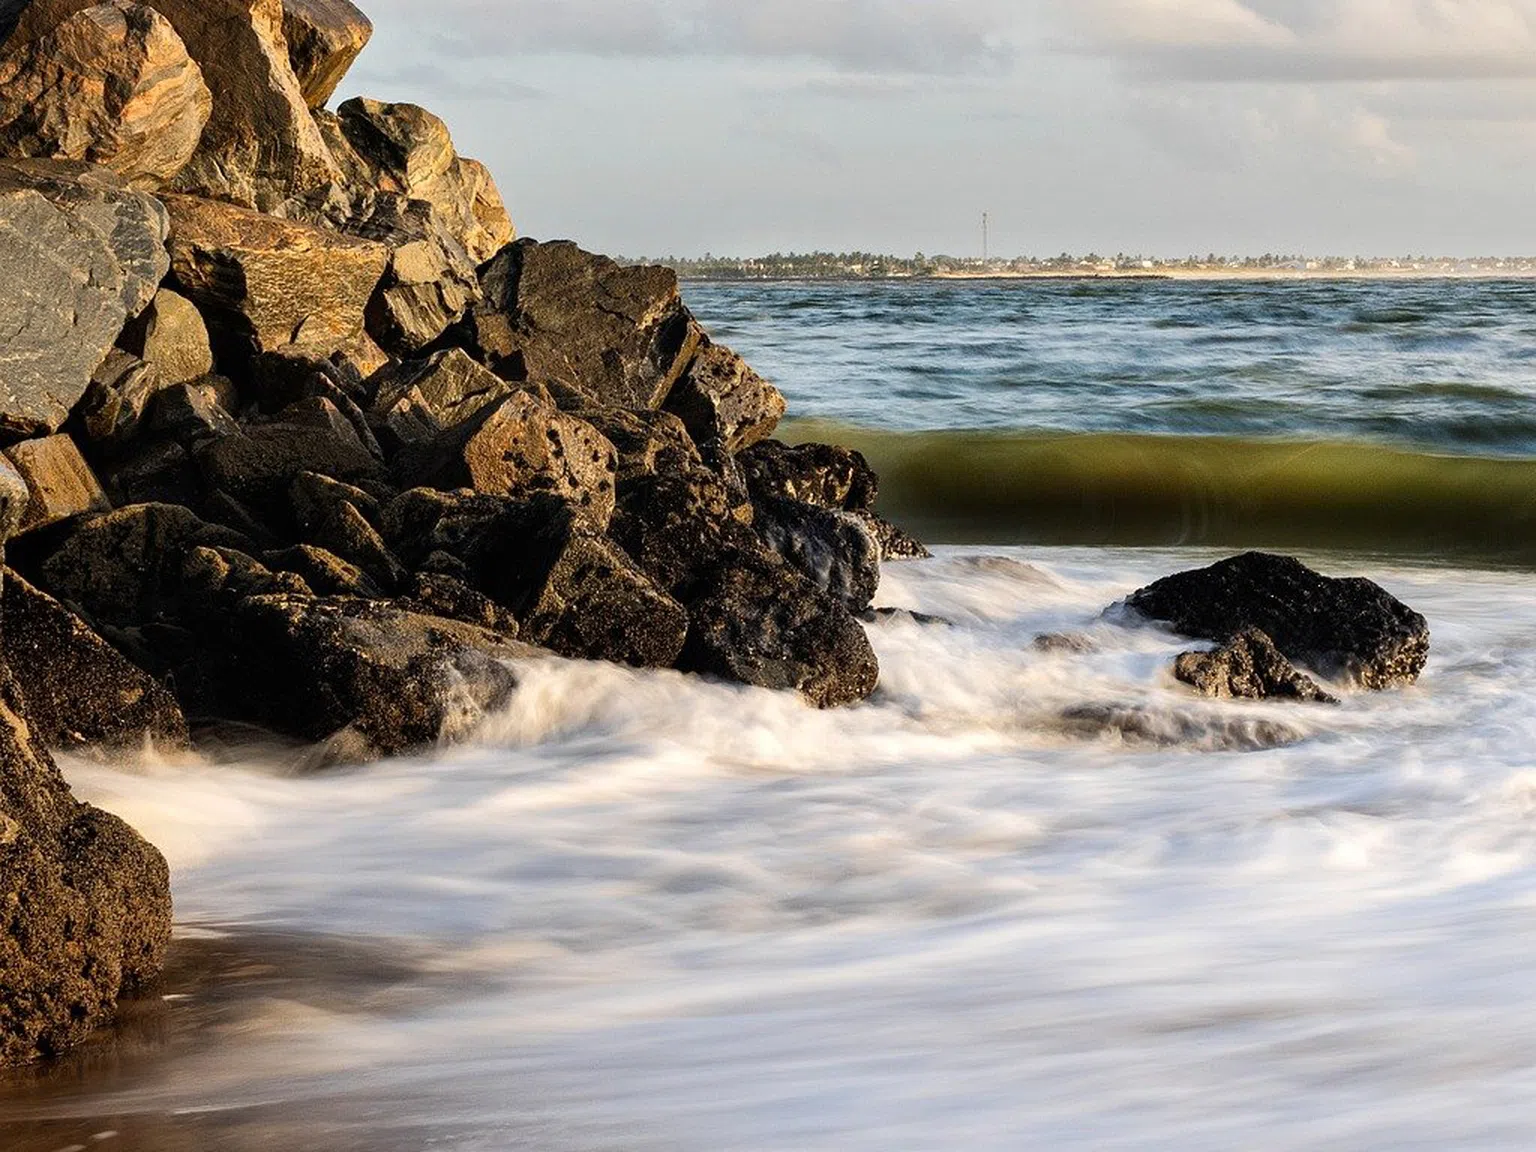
[26,547,1536,1151]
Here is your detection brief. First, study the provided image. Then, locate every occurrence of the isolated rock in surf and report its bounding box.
[1174,627,1340,705]
[1126,552,1429,690]
[0,0,211,187]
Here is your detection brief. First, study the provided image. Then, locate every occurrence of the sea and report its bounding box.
[7,277,1536,1150]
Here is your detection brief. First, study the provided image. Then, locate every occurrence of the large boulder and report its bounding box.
[399,391,618,529]
[281,183,480,357]
[470,240,702,410]
[3,434,110,534]
[225,594,534,761]
[0,158,168,437]
[332,97,512,264]
[0,1,211,187]
[0,459,171,1067]
[4,0,340,210]
[1,569,189,749]
[280,0,370,110]
[1173,628,1340,705]
[164,193,389,360]
[662,339,785,454]
[1125,552,1430,690]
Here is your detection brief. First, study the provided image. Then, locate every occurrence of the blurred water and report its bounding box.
[686,278,1536,453]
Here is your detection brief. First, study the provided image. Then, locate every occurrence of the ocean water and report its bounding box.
[7,280,1536,1150]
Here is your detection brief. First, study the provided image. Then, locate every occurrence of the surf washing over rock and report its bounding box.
[0,0,1428,1074]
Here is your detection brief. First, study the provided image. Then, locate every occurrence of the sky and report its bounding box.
[340,0,1536,258]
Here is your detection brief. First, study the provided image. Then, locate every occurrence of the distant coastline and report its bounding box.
[634,252,1536,283]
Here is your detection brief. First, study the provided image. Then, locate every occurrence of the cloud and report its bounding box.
[362,0,1023,74]
[1062,0,1536,82]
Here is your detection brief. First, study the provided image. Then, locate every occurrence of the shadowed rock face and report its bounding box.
[0,1,211,187]
[1174,628,1340,705]
[280,0,370,110]
[1126,552,1430,690]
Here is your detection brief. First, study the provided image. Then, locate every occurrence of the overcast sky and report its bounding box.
[340,0,1536,257]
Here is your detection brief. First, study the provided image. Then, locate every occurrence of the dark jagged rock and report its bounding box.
[753,495,880,614]
[679,552,880,709]
[116,287,213,386]
[1174,628,1340,705]
[469,239,702,410]
[164,193,389,360]
[1,569,189,749]
[401,571,520,638]
[0,0,211,187]
[39,502,251,627]
[100,437,195,506]
[738,438,929,561]
[288,473,403,591]
[1125,552,1430,690]
[179,543,309,605]
[662,339,785,453]
[144,376,239,443]
[367,348,510,450]
[332,96,512,264]
[194,400,385,521]
[578,405,701,486]
[0,158,168,437]
[280,0,370,110]
[739,439,879,511]
[397,391,617,529]
[3,434,110,534]
[224,594,534,761]
[281,183,480,356]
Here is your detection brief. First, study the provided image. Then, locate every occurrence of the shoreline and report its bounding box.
[681,268,1536,284]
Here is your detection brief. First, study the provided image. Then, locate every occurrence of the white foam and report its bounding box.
[40,547,1536,1151]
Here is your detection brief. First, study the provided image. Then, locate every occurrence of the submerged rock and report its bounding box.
[1174,628,1340,705]
[1057,702,1306,753]
[1125,552,1429,690]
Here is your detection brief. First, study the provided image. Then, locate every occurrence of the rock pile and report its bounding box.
[0,0,923,1066]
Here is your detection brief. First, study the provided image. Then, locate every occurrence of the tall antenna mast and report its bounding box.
[982,212,990,262]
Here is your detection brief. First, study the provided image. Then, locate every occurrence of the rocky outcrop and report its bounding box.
[1126,552,1430,690]
[281,0,370,110]
[1174,628,1340,705]
[0,158,168,437]
[0,458,172,1068]
[164,193,389,359]
[0,1,211,187]
[3,433,110,533]
[367,348,510,449]
[752,495,881,613]
[470,240,701,410]
[2,570,189,748]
